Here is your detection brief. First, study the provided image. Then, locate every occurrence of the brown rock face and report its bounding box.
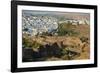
[62,37,83,53]
[23,35,90,61]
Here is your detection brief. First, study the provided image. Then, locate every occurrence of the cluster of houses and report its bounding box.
[58,19,89,25]
[22,15,89,36]
[22,15,58,36]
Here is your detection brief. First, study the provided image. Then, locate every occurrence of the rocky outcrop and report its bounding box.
[22,36,88,61]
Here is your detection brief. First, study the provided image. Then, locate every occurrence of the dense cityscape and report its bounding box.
[22,11,89,36]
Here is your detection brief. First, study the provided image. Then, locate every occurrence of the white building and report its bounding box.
[22,15,58,36]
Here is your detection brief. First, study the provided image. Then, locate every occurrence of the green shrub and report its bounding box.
[22,37,41,49]
[57,23,79,36]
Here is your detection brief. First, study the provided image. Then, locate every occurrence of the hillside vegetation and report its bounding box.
[22,22,90,62]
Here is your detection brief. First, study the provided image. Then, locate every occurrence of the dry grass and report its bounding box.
[23,24,90,61]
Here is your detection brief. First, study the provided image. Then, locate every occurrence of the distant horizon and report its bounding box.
[22,10,90,20]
